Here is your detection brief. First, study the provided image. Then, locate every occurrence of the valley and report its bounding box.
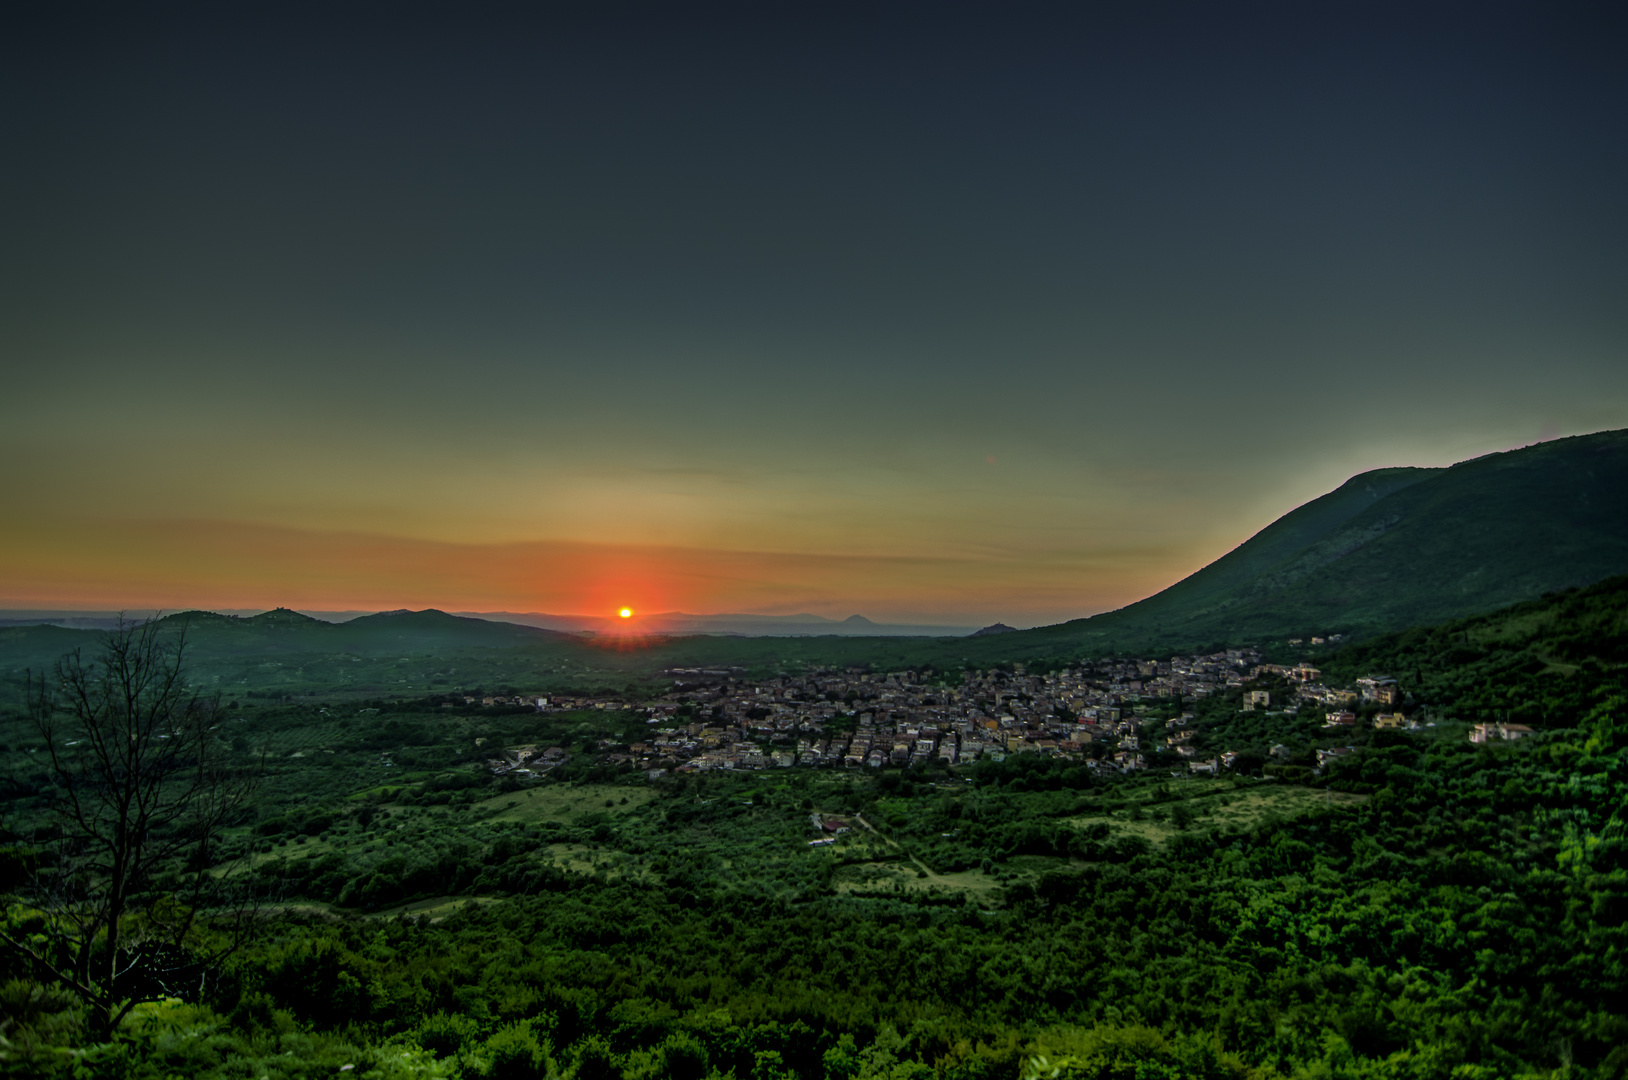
[3,578,1625,1079]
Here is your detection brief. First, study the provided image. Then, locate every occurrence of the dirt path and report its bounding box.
[853,813,939,878]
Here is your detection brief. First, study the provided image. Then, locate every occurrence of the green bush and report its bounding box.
[485,1020,553,1080]
[569,1034,619,1080]
[413,1011,481,1059]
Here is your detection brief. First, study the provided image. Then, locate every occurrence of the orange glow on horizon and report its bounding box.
[0,516,1182,626]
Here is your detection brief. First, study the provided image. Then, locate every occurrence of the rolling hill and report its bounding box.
[0,608,586,698]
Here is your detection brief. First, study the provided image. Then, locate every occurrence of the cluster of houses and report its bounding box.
[608,652,1273,776]
[1296,674,1413,730]
[479,649,1418,778]
[465,645,1511,779]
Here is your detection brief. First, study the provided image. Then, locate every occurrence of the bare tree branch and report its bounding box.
[5,615,262,1038]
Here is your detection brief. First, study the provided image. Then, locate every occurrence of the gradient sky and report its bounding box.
[2,3,1625,626]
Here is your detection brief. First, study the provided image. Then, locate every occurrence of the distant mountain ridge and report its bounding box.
[0,607,573,669]
[0,607,980,640]
[171,607,573,655]
[980,428,1628,659]
[447,609,975,637]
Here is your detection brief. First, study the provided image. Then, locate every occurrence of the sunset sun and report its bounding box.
[618,607,632,619]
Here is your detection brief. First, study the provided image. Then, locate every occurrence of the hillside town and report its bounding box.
[479,646,1460,779]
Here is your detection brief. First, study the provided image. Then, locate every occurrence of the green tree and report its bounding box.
[572,1034,620,1080]
[487,1020,554,1079]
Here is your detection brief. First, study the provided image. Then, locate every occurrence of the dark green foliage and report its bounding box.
[1321,574,1628,731]
[487,1021,553,1079]
[657,1031,711,1080]
[13,711,1624,1078]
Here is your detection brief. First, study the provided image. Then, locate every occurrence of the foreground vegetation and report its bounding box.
[2,584,1626,1079]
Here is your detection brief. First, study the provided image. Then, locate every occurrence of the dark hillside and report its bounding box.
[1112,465,1435,619]
[146,607,574,659]
[1316,573,1628,730]
[0,624,104,675]
[0,610,589,702]
[328,609,572,652]
[956,428,1628,663]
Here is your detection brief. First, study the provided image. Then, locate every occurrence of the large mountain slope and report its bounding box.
[979,428,1628,659]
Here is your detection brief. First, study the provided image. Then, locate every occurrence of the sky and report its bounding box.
[2,2,1625,627]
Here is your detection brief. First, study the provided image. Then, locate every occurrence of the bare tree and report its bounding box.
[2,616,258,1037]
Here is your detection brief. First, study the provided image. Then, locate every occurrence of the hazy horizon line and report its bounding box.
[0,605,1023,629]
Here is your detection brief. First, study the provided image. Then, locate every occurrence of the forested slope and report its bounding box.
[966,428,1628,661]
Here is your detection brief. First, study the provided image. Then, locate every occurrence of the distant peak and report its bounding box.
[248,608,322,623]
[970,622,1018,636]
[158,610,227,626]
[842,614,875,625]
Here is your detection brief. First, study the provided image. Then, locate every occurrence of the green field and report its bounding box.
[472,782,659,826]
